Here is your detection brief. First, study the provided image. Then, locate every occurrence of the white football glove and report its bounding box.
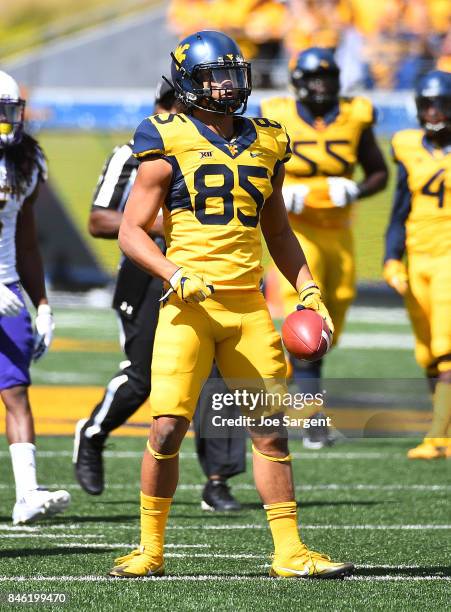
[33,304,55,361]
[327,177,360,208]
[282,184,310,215]
[0,282,23,317]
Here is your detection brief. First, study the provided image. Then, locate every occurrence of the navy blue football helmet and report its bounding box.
[170,30,251,115]
[291,47,340,113]
[415,70,451,135]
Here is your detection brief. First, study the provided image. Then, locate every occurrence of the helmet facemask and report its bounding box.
[0,97,25,146]
[416,96,451,138]
[292,69,339,116]
[172,55,252,115]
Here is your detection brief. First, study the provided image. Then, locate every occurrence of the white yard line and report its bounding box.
[0,575,448,583]
[347,306,409,325]
[340,333,414,350]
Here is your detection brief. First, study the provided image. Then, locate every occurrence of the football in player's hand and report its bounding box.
[282,307,331,361]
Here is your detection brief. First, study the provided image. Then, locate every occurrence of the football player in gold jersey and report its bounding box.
[384,70,451,460]
[260,47,388,447]
[108,31,354,579]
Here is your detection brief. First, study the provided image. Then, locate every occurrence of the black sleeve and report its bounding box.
[384,160,411,262]
[91,142,138,212]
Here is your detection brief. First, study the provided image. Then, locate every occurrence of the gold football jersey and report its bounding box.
[391,129,451,258]
[133,113,290,290]
[260,96,374,229]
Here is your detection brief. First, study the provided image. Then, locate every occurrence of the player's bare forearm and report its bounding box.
[89,209,164,240]
[119,217,176,281]
[15,192,48,308]
[357,127,389,197]
[89,209,123,238]
[118,157,177,282]
[261,166,312,290]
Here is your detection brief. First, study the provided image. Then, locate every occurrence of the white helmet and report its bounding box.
[0,70,25,146]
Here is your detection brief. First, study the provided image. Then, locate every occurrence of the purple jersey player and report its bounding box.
[0,70,70,524]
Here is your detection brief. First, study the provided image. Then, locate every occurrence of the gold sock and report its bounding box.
[140,492,172,564]
[264,501,304,558]
[426,382,451,441]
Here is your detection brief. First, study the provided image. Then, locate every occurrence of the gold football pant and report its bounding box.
[405,254,451,373]
[277,223,355,343]
[149,290,287,421]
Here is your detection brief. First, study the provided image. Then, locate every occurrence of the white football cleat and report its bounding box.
[12,488,71,525]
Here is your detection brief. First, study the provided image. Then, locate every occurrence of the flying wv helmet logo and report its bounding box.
[225,143,239,156]
[173,44,190,70]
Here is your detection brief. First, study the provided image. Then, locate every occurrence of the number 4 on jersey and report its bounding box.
[422,169,445,208]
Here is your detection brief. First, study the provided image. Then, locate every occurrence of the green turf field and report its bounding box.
[38,132,395,281]
[0,436,449,610]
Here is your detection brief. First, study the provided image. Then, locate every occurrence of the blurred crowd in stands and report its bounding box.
[167,0,451,90]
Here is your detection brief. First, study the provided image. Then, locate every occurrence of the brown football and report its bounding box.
[282,307,331,361]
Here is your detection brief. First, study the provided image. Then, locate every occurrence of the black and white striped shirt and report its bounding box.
[91,141,164,318]
[92,141,138,214]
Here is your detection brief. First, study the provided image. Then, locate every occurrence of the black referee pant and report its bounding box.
[193,364,246,480]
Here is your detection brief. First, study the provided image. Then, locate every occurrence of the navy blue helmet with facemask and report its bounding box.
[170,30,251,115]
[415,70,451,135]
[290,47,340,113]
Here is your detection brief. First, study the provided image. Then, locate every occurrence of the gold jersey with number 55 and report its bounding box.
[260,95,374,230]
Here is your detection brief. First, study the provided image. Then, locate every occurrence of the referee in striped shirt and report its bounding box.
[73,80,245,511]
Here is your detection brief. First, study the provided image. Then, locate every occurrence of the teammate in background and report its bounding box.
[73,79,244,511]
[384,70,451,460]
[0,71,70,524]
[109,30,354,579]
[260,47,388,448]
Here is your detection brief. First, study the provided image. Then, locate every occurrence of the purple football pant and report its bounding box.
[0,283,33,390]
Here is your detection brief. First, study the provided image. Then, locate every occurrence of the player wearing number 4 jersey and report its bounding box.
[260,47,388,447]
[384,70,451,460]
[0,70,70,523]
[109,30,354,579]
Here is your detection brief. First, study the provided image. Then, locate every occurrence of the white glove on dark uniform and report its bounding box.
[327,177,360,207]
[33,304,55,361]
[0,282,23,317]
[282,184,310,215]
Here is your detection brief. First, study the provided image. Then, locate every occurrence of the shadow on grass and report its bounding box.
[356,566,451,578]
[239,500,383,511]
[90,500,137,505]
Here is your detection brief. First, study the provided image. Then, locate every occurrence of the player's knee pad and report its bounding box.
[146,440,179,461]
[252,444,291,463]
